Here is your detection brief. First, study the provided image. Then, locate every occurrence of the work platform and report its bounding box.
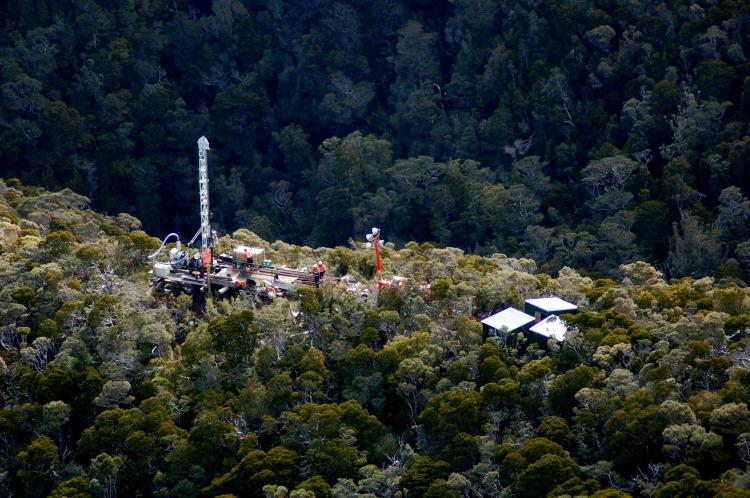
[150,258,315,297]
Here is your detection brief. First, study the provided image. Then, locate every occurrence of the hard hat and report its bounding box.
[317,260,323,265]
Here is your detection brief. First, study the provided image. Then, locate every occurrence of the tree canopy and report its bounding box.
[1,181,750,496]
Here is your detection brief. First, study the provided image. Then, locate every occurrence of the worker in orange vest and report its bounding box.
[313,260,327,287]
[317,260,327,281]
[243,248,249,268]
[312,265,320,287]
[312,260,326,287]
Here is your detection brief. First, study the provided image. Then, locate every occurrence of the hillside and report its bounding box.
[2,0,750,279]
[1,180,750,497]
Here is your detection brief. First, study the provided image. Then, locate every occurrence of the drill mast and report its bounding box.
[197,136,211,253]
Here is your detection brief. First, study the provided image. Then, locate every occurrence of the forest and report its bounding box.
[3,0,750,497]
[2,0,750,280]
[2,180,750,497]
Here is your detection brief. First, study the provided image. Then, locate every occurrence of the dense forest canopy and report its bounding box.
[3,181,750,497]
[2,0,750,279]
[5,0,750,497]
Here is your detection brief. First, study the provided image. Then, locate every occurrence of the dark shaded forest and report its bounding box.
[2,0,750,279]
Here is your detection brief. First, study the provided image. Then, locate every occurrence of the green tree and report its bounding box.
[549,365,598,417]
[205,447,301,497]
[400,456,452,498]
[716,186,750,241]
[16,435,60,497]
[668,214,723,277]
[208,310,260,369]
[514,453,579,498]
[420,389,482,449]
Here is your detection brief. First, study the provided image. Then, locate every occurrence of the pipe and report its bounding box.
[148,233,182,260]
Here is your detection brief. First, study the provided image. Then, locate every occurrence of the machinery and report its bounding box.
[149,137,315,301]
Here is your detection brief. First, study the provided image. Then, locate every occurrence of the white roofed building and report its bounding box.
[524,297,578,321]
[481,308,535,339]
[481,298,578,348]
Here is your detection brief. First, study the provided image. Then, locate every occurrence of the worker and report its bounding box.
[242,248,249,269]
[312,260,327,287]
[317,260,327,281]
[203,248,211,271]
[312,264,321,288]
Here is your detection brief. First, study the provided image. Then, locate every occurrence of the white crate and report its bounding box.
[153,263,172,278]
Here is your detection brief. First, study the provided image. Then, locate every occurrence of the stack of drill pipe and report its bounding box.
[253,266,316,286]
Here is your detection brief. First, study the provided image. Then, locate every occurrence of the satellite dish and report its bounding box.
[379,240,385,246]
[372,227,380,235]
[365,242,372,249]
[365,233,373,242]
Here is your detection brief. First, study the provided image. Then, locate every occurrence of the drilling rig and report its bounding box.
[149,137,315,301]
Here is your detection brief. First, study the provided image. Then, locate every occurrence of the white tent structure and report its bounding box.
[529,315,568,342]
